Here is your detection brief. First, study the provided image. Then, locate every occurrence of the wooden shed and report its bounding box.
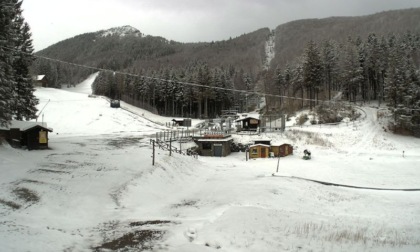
[33,75,48,87]
[0,121,53,150]
[172,118,192,127]
[235,116,260,131]
[194,135,233,157]
[271,143,293,157]
[249,144,270,159]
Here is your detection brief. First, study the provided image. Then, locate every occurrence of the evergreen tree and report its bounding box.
[341,39,364,102]
[274,67,284,107]
[0,0,37,126]
[291,61,305,109]
[92,71,109,95]
[321,40,339,100]
[0,0,16,126]
[282,64,292,109]
[303,40,322,109]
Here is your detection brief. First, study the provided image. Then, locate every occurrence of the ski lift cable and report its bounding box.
[32,54,344,105]
[2,44,412,109]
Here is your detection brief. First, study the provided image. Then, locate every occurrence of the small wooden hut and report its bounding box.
[194,135,232,157]
[172,118,192,127]
[0,121,53,150]
[33,75,48,87]
[235,116,260,131]
[271,143,293,157]
[249,144,270,158]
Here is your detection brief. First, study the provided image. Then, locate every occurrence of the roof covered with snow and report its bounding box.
[235,116,260,122]
[0,120,52,132]
[249,143,271,148]
[197,137,233,142]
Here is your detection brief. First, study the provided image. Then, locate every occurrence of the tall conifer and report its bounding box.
[12,0,38,120]
[0,0,15,126]
[0,0,38,126]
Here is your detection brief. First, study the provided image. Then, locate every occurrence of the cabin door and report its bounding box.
[214,145,223,157]
[261,148,266,158]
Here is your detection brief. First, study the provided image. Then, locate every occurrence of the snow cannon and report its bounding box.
[303,149,311,160]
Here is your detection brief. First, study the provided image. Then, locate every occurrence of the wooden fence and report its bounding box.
[150,139,198,163]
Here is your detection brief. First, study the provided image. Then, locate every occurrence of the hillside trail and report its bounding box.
[255,30,276,110]
[263,31,275,71]
[348,105,395,156]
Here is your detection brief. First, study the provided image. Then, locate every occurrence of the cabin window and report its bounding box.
[202,143,212,150]
[251,148,258,154]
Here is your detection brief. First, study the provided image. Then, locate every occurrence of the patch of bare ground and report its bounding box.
[34,168,70,174]
[92,220,176,251]
[12,187,40,204]
[92,229,165,251]
[106,137,144,149]
[171,199,199,208]
[130,220,173,227]
[17,179,45,185]
[0,199,21,209]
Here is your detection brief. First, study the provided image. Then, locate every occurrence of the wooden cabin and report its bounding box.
[33,75,48,87]
[0,121,53,150]
[271,143,293,157]
[235,116,260,131]
[194,135,232,157]
[172,118,192,127]
[249,144,270,158]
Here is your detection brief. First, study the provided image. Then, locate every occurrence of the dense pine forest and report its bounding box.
[27,8,420,137]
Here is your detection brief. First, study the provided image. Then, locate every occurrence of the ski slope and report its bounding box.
[1,75,420,252]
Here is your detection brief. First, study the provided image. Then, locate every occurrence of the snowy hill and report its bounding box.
[1,76,420,251]
[36,73,168,137]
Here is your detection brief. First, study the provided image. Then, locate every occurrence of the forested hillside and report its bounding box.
[263,8,420,137]
[32,26,269,88]
[30,8,420,136]
[271,8,420,68]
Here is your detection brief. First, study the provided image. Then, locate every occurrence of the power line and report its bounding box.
[0,45,351,105]
[34,54,340,105]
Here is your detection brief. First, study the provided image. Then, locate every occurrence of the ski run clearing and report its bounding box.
[1,74,420,252]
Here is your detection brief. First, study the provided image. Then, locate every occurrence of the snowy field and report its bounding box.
[1,75,420,252]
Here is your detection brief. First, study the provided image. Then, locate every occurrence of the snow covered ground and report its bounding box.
[1,75,420,252]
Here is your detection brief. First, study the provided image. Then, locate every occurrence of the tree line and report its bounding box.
[91,31,420,136]
[92,61,255,118]
[266,32,420,135]
[0,0,38,126]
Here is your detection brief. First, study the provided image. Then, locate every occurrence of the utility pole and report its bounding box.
[169,138,172,156]
[152,140,155,166]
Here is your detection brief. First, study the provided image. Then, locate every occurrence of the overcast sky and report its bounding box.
[22,0,420,51]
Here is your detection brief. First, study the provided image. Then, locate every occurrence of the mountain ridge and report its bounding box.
[271,7,420,68]
[35,7,420,72]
